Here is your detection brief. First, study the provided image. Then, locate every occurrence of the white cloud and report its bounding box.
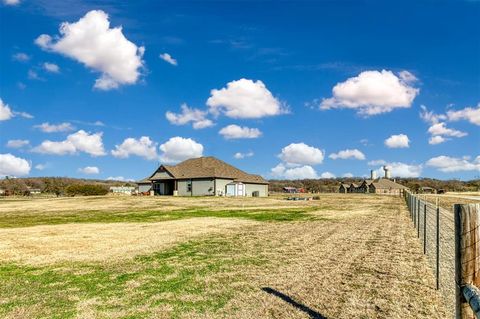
[343,173,354,178]
[234,151,254,159]
[35,163,47,170]
[320,70,419,116]
[159,137,204,163]
[368,159,387,166]
[43,62,60,73]
[165,104,214,129]
[6,139,29,148]
[107,176,134,182]
[159,53,177,66]
[428,122,467,138]
[278,143,324,166]
[426,155,480,173]
[420,105,446,124]
[271,163,318,180]
[374,162,422,178]
[428,136,448,145]
[28,69,44,81]
[33,130,106,156]
[78,166,99,174]
[0,153,30,177]
[320,172,336,179]
[34,122,75,133]
[111,136,158,160]
[207,78,286,119]
[12,52,30,62]
[14,111,33,119]
[446,103,480,126]
[35,10,144,90]
[329,149,365,160]
[398,70,418,83]
[219,124,262,139]
[0,98,13,121]
[3,0,20,6]
[384,134,410,148]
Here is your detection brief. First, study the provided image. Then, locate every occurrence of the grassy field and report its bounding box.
[0,194,448,318]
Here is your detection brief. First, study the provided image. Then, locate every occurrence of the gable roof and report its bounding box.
[370,178,408,189]
[148,156,268,184]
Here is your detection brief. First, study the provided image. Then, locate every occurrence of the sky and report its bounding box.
[0,0,479,181]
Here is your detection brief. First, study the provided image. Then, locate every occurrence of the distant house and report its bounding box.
[109,186,136,195]
[420,186,436,194]
[283,186,298,193]
[339,183,349,193]
[27,188,41,195]
[339,167,409,195]
[140,156,268,197]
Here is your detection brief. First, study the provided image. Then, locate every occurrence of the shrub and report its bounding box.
[65,184,108,196]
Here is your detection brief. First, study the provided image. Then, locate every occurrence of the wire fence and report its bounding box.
[404,191,455,315]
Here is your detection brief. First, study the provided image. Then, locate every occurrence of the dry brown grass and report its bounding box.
[0,194,449,318]
[0,217,258,265]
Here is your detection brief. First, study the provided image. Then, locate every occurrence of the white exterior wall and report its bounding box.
[177,180,190,196]
[192,179,214,196]
[138,184,151,193]
[244,183,268,197]
[214,178,233,196]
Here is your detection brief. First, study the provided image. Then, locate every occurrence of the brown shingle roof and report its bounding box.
[370,178,408,189]
[149,157,268,184]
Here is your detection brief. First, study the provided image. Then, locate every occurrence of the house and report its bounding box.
[339,183,349,193]
[368,178,408,195]
[140,156,269,197]
[339,167,409,195]
[109,186,136,195]
[283,186,298,193]
[27,188,41,195]
[420,186,436,194]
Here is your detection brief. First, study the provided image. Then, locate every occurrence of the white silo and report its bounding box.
[370,169,377,180]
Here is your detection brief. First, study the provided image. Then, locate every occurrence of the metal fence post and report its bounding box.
[424,202,427,254]
[417,197,421,238]
[436,204,440,290]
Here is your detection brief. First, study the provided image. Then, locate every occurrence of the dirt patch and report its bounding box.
[0,217,258,265]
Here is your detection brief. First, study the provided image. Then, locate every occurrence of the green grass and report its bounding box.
[0,207,318,228]
[0,235,270,319]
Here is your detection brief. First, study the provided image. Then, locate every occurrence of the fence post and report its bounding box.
[436,203,440,290]
[414,196,417,228]
[454,203,480,319]
[417,198,421,238]
[424,202,427,254]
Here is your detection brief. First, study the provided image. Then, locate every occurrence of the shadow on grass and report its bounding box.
[261,287,327,319]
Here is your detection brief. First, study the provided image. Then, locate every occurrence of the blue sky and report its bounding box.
[0,0,479,181]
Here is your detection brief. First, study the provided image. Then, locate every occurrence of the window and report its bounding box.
[187,180,192,192]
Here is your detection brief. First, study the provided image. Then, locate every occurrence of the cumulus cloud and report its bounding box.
[319,70,419,116]
[219,124,262,139]
[165,104,214,129]
[428,122,467,138]
[368,159,387,166]
[159,53,177,66]
[0,98,13,121]
[384,134,410,148]
[343,173,354,178]
[0,153,31,177]
[78,166,99,174]
[271,163,318,180]
[3,0,20,6]
[35,10,145,90]
[426,155,480,173]
[159,137,203,163]
[43,62,60,73]
[12,52,30,62]
[207,78,286,119]
[111,136,158,160]
[373,162,422,178]
[234,151,254,159]
[6,139,29,148]
[278,143,324,166]
[428,135,448,145]
[35,163,47,170]
[420,105,446,124]
[320,172,336,179]
[329,149,365,160]
[446,103,480,126]
[33,130,106,156]
[34,122,75,133]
